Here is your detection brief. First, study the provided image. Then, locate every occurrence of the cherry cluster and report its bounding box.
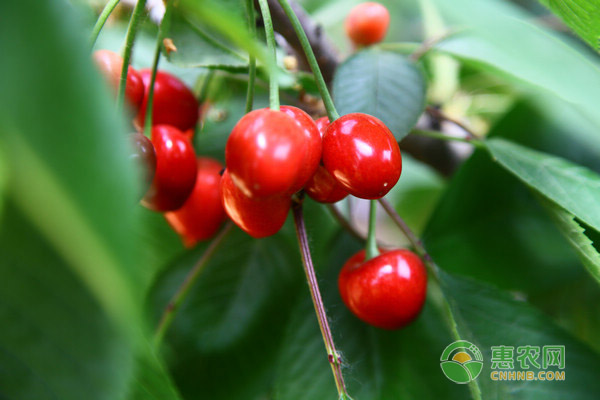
[94,49,225,246]
[93,2,426,331]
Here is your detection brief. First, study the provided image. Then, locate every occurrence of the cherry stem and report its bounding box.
[90,0,121,48]
[245,0,257,113]
[411,129,485,149]
[257,0,280,111]
[276,0,340,121]
[117,0,147,111]
[292,199,352,400]
[425,106,478,139]
[365,200,380,260]
[144,1,173,137]
[153,222,234,348]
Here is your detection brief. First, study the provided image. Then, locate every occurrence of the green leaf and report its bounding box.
[538,0,600,51]
[0,203,134,400]
[487,138,600,233]
[332,48,427,140]
[542,202,600,286]
[438,269,600,399]
[165,11,248,70]
[128,345,182,400]
[0,0,147,397]
[431,0,600,131]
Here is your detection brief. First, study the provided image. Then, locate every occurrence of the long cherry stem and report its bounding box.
[117,0,147,111]
[144,1,173,137]
[257,0,279,111]
[276,0,339,121]
[154,222,234,348]
[90,0,121,48]
[245,0,257,113]
[292,199,352,400]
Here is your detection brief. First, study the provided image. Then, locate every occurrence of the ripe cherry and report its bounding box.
[129,131,156,194]
[322,113,401,199]
[304,117,348,203]
[220,169,290,238]
[225,108,306,198]
[345,2,390,46]
[93,49,144,110]
[142,125,197,211]
[136,70,199,132]
[165,157,226,247]
[338,249,427,330]
[279,105,322,194]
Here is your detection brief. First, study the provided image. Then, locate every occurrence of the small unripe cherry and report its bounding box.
[338,249,427,330]
[345,2,390,46]
[220,169,290,238]
[93,49,144,111]
[142,125,197,212]
[165,157,227,247]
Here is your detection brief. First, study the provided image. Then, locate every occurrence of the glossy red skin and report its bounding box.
[129,132,157,193]
[304,117,348,203]
[220,170,290,238]
[322,113,401,199]
[225,108,306,198]
[93,49,144,111]
[142,125,197,211]
[279,106,322,193]
[165,158,226,247]
[136,70,199,132]
[305,165,349,203]
[339,249,427,330]
[345,2,390,46]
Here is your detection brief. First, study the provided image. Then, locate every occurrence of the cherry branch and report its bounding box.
[154,222,234,348]
[292,199,352,400]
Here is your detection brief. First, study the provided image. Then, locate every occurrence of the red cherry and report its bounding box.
[220,169,290,238]
[93,49,144,110]
[279,105,322,193]
[322,113,401,199]
[305,165,349,203]
[165,157,226,247]
[142,125,197,211]
[225,108,306,198]
[129,132,156,192]
[136,70,199,132]
[338,249,427,330]
[345,2,390,46]
[303,117,348,203]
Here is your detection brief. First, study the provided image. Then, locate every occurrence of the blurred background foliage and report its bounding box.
[1,0,600,399]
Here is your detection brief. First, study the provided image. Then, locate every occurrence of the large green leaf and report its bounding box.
[332,48,427,140]
[487,138,600,233]
[0,203,134,400]
[538,0,600,51]
[431,0,600,130]
[543,202,600,286]
[0,0,148,397]
[438,269,600,399]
